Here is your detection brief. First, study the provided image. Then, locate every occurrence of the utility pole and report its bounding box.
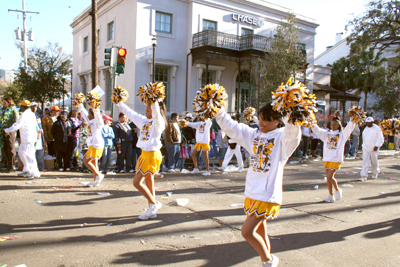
[8,0,39,73]
[90,0,98,87]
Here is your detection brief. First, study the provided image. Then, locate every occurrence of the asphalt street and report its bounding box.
[0,152,399,267]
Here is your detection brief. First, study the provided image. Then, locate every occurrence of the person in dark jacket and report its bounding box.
[113,112,134,173]
[166,113,181,171]
[129,121,141,171]
[51,111,73,171]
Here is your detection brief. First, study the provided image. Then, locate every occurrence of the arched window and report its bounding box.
[235,70,256,112]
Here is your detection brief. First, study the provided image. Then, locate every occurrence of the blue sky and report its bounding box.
[0,0,368,70]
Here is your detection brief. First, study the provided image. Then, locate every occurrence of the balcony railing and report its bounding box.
[192,30,273,52]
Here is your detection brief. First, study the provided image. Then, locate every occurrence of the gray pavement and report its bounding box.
[0,152,399,267]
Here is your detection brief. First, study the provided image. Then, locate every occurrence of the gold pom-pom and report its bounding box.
[379,118,400,136]
[137,82,165,105]
[178,119,188,128]
[112,86,129,105]
[192,84,227,119]
[243,107,256,123]
[347,106,366,125]
[271,78,317,126]
[72,92,85,107]
[86,92,101,109]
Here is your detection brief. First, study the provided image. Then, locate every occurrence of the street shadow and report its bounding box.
[359,190,400,201]
[112,241,256,266]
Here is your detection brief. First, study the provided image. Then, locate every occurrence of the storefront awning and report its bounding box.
[313,83,361,102]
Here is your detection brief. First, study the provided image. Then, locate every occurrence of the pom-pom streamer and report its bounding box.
[112,86,129,105]
[87,92,101,109]
[72,92,85,107]
[348,106,366,125]
[137,82,165,105]
[192,84,227,119]
[271,78,317,126]
[243,107,256,123]
[379,118,400,136]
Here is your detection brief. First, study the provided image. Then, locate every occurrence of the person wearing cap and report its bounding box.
[4,100,40,178]
[359,117,384,181]
[42,105,61,158]
[100,114,115,174]
[0,97,20,172]
[51,111,74,171]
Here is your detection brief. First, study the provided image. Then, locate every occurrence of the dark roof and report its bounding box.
[313,83,361,101]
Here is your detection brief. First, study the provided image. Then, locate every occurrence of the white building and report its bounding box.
[0,68,17,84]
[71,0,318,118]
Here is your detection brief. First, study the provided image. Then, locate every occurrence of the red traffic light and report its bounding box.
[118,48,127,57]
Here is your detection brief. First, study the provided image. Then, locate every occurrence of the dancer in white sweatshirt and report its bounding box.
[187,118,212,175]
[5,100,39,178]
[216,103,301,267]
[359,117,384,181]
[312,117,355,202]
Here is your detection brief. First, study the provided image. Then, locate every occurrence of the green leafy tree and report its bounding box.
[373,74,400,117]
[3,81,24,106]
[259,13,305,105]
[15,42,72,110]
[346,0,400,76]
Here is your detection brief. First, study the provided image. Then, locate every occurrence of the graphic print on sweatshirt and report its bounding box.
[327,133,340,150]
[251,136,275,173]
[88,124,92,137]
[199,123,206,134]
[140,121,153,141]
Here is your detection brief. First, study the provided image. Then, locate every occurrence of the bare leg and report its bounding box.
[326,169,339,192]
[144,173,155,206]
[133,172,156,204]
[203,150,210,172]
[256,219,270,253]
[83,157,100,180]
[191,149,198,169]
[241,214,271,262]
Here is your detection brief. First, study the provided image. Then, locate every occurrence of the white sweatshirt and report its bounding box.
[5,108,37,143]
[118,102,165,151]
[362,124,384,152]
[216,109,301,205]
[78,104,104,149]
[312,121,355,163]
[188,118,212,144]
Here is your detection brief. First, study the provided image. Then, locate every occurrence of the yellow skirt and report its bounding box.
[85,146,104,160]
[194,143,210,151]
[136,150,162,176]
[244,198,280,220]
[324,161,342,171]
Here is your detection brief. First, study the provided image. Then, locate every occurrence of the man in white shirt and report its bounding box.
[360,117,384,181]
[5,100,40,178]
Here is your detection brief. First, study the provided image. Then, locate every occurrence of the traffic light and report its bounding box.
[116,48,127,74]
[104,47,115,67]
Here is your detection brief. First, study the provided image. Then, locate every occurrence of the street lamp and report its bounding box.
[152,36,157,83]
[343,67,348,121]
[62,78,66,111]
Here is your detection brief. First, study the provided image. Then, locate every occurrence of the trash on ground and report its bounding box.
[289,161,300,164]
[354,209,362,212]
[97,192,110,195]
[223,179,230,181]
[314,185,319,190]
[26,181,32,184]
[34,199,41,203]
[107,223,112,226]
[160,196,169,199]
[176,198,189,206]
[62,186,73,189]
[342,184,353,188]
[300,196,304,198]
[390,177,396,180]
[302,164,308,167]
[14,265,27,267]
[343,171,349,174]
[231,203,244,207]
[353,167,362,169]
[80,223,87,227]
[140,240,145,244]
[379,192,385,194]
[286,188,295,191]
[166,192,173,196]
[269,236,281,240]
[134,202,139,204]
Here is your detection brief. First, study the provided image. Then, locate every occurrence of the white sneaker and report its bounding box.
[168,169,176,173]
[33,173,41,178]
[59,168,64,172]
[262,254,279,267]
[129,169,135,173]
[138,213,157,220]
[371,174,378,179]
[66,168,71,171]
[106,171,116,175]
[191,168,200,174]
[303,155,309,159]
[139,202,163,219]
[359,177,367,182]
[18,171,29,177]
[174,169,181,172]
[119,170,126,173]
[323,195,335,202]
[96,174,105,185]
[335,189,343,201]
[26,173,35,178]
[202,171,211,176]
[86,181,97,187]
[238,167,244,172]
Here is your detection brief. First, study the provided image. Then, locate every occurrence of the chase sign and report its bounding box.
[232,13,264,27]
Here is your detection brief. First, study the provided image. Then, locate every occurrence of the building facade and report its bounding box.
[71,0,318,117]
